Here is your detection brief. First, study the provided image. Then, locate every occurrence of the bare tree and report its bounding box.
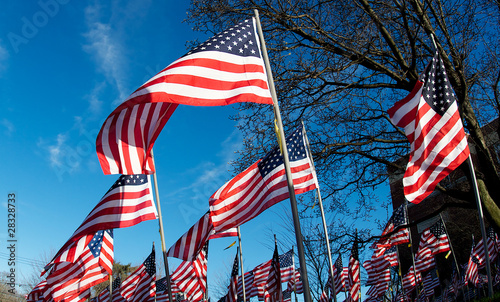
[186,0,500,229]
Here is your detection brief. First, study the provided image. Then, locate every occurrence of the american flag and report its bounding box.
[402,266,421,294]
[348,238,360,302]
[227,250,240,302]
[97,275,121,302]
[279,250,294,282]
[475,226,498,268]
[427,220,451,254]
[282,290,292,302]
[209,126,318,232]
[376,205,409,249]
[120,247,156,302]
[414,246,436,274]
[465,239,480,287]
[45,230,114,302]
[147,276,172,302]
[237,270,255,298]
[171,242,209,302]
[423,270,440,295]
[167,212,237,262]
[388,52,470,204]
[44,174,156,273]
[332,255,345,294]
[286,269,303,294]
[318,289,329,302]
[264,244,282,302]
[251,259,272,299]
[26,280,47,302]
[96,18,273,175]
[384,246,398,267]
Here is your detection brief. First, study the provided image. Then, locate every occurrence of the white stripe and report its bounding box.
[127,105,142,174]
[116,109,128,174]
[101,117,119,175]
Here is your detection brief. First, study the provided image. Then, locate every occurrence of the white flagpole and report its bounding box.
[237,227,247,302]
[253,9,312,302]
[150,149,174,302]
[301,121,337,302]
[109,273,113,302]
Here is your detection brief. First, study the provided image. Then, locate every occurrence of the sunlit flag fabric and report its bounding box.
[45,230,114,302]
[348,238,360,302]
[171,243,209,302]
[210,126,318,232]
[427,220,451,255]
[26,279,47,302]
[44,174,156,273]
[332,255,345,294]
[96,18,273,175]
[237,271,255,298]
[286,269,303,294]
[414,246,436,274]
[120,247,156,302]
[97,275,121,302]
[167,212,237,261]
[388,52,470,204]
[402,266,421,294]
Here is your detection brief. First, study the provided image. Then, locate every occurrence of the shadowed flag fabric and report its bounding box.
[332,255,345,294]
[465,239,480,286]
[279,249,294,282]
[44,175,156,274]
[96,18,273,175]
[45,230,114,302]
[167,212,237,261]
[264,244,282,302]
[375,204,409,248]
[209,126,318,232]
[475,226,498,268]
[120,247,156,302]
[348,238,360,302]
[388,52,470,204]
[227,250,240,302]
[171,243,209,302]
[26,280,47,302]
[287,269,303,294]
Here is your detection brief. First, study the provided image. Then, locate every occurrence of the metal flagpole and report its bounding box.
[395,246,406,299]
[466,156,493,297]
[301,121,337,302]
[109,273,113,302]
[253,9,312,302]
[150,149,174,302]
[237,227,247,302]
[291,246,299,302]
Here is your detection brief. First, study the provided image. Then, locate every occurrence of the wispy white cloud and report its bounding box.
[83,4,129,104]
[1,118,14,136]
[37,133,82,179]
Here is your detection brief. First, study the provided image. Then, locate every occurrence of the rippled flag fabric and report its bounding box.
[388,52,469,204]
[96,18,273,175]
[210,126,318,232]
[120,247,156,302]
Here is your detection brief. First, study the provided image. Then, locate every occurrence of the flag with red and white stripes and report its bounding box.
[348,238,360,302]
[26,280,48,302]
[227,249,240,302]
[44,175,156,274]
[120,247,156,302]
[287,269,303,294]
[96,18,273,175]
[209,126,318,232]
[388,52,470,204]
[167,212,236,262]
[414,246,436,274]
[45,230,114,302]
[402,266,422,294]
[237,270,255,298]
[375,204,409,249]
[171,243,208,302]
[465,239,480,287]
[264,244,282,302]
[331,256,346,294]
[475,226,498,268]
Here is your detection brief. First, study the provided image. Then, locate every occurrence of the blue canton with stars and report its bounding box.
[185,19,260,58]
[258,127,307,178]
[143,249,156,276]
[106,174,148,194]
[88,229,113,258]
[279,250,294,268]
[420,53,457,115]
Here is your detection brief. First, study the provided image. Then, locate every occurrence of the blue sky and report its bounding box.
[0,0,383,300]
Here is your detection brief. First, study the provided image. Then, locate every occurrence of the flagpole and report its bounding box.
[301,121,337,302]
[466,156,493,297]
[291,246,299,302]
[253,9,312,302]
[237,227,247,302]
[109,273,113,302]
[150,149,174,302]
